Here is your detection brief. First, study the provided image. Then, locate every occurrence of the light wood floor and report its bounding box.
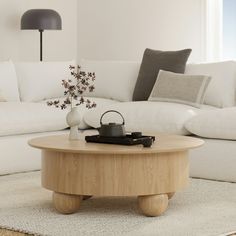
[0,228,235,236]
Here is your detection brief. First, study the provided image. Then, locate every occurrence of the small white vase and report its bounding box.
[66,107,81,140]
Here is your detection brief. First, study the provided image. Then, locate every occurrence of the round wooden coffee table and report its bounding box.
[29,133,203,217]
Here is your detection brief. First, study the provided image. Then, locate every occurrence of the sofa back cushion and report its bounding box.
[15,61,74,102]
[0,61,20,101]
[185,61,236,108]
[80,60,140,102]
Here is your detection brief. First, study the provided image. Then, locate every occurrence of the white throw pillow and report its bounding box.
[185,107,236,140]
[15,61,74,102]
[185,61,236,108]
[80,59,140,102]
[84,101,215,135]
[0,61,20,101]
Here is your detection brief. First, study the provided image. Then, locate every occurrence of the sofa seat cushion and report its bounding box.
[0,102,68,136]
[0,98,118,136]
[84,101,215,135]
[185,107,236,140]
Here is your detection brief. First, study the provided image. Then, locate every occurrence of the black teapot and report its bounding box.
[98,110,126,137]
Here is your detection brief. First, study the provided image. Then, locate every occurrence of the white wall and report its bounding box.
[77,0,206,62]
[0,0,77,61]
[0,0,207,62]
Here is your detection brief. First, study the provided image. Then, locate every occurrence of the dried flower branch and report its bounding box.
[47,65,96,110]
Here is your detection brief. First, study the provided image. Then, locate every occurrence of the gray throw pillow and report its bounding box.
[132,48,192,101]
[148,70,211,108]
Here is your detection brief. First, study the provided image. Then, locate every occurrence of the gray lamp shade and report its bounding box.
[21,9,62,30]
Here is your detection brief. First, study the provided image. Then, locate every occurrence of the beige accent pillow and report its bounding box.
[149,70,211,108]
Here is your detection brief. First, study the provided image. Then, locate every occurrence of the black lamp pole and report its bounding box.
[21,9,62,61]
[39,29,43,61]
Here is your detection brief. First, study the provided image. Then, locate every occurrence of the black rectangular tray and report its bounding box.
[85,134,155,147]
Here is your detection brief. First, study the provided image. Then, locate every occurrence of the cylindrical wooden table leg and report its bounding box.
[138,194,168,217]
[53,192,81,214]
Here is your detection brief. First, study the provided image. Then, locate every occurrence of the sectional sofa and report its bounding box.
[0,59,236,183]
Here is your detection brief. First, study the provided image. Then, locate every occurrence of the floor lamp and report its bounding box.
[21,9,62,61]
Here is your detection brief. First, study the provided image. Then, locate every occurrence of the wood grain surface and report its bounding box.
[29,133,204,154]
[42,150,189,196]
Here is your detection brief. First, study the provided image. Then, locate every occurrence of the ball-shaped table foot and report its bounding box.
[138,194,168,217]
[53,192,81,214]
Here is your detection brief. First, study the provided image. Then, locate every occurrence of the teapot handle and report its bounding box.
[100,110,125,125]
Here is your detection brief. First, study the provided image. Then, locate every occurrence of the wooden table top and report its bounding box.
[28,131,204,154]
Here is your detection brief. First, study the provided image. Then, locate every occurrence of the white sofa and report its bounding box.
[0,60,236,183]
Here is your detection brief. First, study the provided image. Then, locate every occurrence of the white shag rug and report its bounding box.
[0,172,236,236]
